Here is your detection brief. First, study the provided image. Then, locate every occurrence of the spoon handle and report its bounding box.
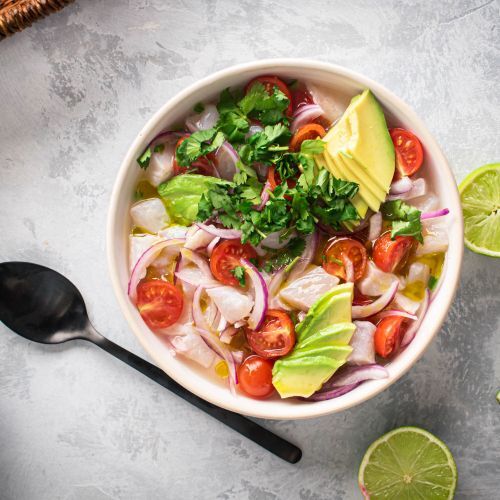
[85,327,301,464]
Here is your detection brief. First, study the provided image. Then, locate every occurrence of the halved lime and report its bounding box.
[459,163,500,257]
[358,426,457,499]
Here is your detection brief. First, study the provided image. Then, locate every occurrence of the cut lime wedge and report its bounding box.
[358,426,457,499]
[459,163,500,257]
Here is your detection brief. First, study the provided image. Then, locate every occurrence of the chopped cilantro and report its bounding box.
[231,266,246,287]
[137,147,152,169]
[381,199,423,243]
[193,102,205,113]
[300,139,325,155]
[428,275,438,290]
[153,143,165,154]
[176,128,225,167]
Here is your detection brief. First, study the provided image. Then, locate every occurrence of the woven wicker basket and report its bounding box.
[0,0,74,40]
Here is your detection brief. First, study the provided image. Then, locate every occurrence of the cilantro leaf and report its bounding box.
[176,128,225,167]
[381,199,423,243]
[231,266,246,287]
[137,147,152,169]
[428,275,438,290]
[300,139,325,155]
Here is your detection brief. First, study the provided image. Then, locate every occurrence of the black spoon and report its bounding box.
[0,261,301,464]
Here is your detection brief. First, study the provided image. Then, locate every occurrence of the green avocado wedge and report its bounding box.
[295,283,354,342]
[295,322,356,351]
[272,357,346,399]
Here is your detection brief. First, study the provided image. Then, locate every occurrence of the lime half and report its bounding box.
[459,163,500,257]
[358,426,457,499]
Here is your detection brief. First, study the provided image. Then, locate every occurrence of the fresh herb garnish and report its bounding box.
[193,102,205,113]
[137,147,152,169]
[231,266,246,287]
[153,143,165,154]
[428,275,438,290]
[175,128,225,167]
[263,237,306,273]
[381,199,423,243]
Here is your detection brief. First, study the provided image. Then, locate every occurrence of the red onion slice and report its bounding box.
[287,230,318,283]
[401,289,430,348]
[128,238,185,303]
[389,176,413,195]
[192,286,212,331]
[215,142,239,181]
[327,364,389,387]
[376,309,418,321]
[256,181,271,211]
[368,212,383,241]
[290,104,324,133]
[352,281,399,319]
[241,258,268,330]
[342,254,355,283]
[206,236,221,256]
[195,327,238,393]
[421,208,450,220]
[307,383,360,401]
[195,223,242,240]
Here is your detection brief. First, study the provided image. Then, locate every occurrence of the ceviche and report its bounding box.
[128,76,449,400]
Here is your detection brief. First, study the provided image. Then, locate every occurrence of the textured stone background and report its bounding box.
[0,1,499,499]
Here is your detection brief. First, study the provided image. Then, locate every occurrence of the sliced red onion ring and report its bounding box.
[128,238,185,302]
[326,364,389,387]
[290,104,324,133]
[206,236,221,256]
[421,208,450,220]
[401,289,430,348]
[368,212,383,241]
[256,181,271,210]
[342,254,355,283]
[389,176,413,195]
[352,281,399,319]
[387,177,426,201]
[147,130,184,150]
[180,248,213,278]
[376,309,418,321]
[307,383,360,401]
[195,327,238,393]
[192,286,212,331]
[195,222,242,240]
[287,230,318,283]
[241,258,268,330]
[215,141,239,181]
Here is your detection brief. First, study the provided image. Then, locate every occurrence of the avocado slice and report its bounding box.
[323,89,395,199]
[332,153,382,212]
[295,322,356,351]
[295,283,354,342]
[287,345,353,362]
[319,153,368,219]
[272,356,346,398]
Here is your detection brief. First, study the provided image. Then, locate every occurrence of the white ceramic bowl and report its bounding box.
[107,59,463,420]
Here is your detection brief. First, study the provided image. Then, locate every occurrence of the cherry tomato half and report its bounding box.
[374,316,406,358]
[210,240,257,286]
[322,237,368,282]
[245,310,295,359]
[238,355,275,398]
[136,280,184,329]
[245,75,292,116]
[390,128,424,178]
[289,123,326,152]
[372,231,416,273]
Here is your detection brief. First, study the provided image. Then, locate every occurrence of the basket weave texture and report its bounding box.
[0,0,74,40]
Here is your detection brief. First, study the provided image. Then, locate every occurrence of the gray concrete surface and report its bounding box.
[1,1,499,498]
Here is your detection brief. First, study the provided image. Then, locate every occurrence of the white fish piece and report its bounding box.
[129,234,159,272]
[358,261,402,297]
[407,262,430,285]
[171,328,217,368]
[158,225,188,240]
[185,103,219,132]
[409,192,439,213]
[185,226,216,250]
[393,292,421,314]
[206,286,254,324]
[130,198,170,233]
[146,141,176,186]
[417,219,449,256]
[306,82,347,123]
[349,321,377,366]
[279,266,340,311]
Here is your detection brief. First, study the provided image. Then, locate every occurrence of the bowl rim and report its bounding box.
[107,58,463,419]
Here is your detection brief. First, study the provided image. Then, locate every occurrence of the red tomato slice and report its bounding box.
[245,309,295,359]
[289,123,326,152]
[322,237,368,282]
[210,240,257,286]
[374,316,406,358]
[136,280,184,329]
[390,128,424,178]
[372,231,416,273]
[245,75,292,116]
[238,355,274,398]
